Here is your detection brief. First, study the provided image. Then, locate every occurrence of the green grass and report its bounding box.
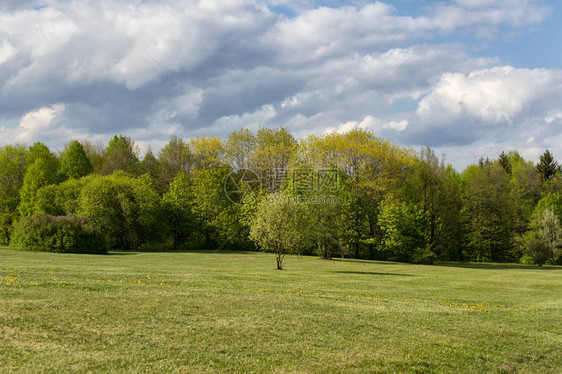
[1,247,561,373]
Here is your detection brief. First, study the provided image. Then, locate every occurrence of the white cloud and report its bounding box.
[262,0,548,63]
[327,115,408,134]
[0,40,17,66]
[0,104,66,144]
[0,0,557,169]
[416,66,562,125]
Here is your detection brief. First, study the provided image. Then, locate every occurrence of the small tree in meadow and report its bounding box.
[249,194,310,269]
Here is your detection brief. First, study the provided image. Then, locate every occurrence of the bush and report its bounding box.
[10,212,107,254]
[78,173,167,250]
[518,231,553,267]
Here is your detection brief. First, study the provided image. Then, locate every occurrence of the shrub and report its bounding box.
[78,173,167,250]
[10,212,107,254]
[517,230,553,267]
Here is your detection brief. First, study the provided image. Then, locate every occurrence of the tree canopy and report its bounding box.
[1,129,561,266]
[60,141,94,179]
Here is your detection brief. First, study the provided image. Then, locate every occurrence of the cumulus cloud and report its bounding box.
[327,115,408,134]
[0,0,557,169]
[395,65,562,167]
[0,103,69,144]
[417,67,558,124]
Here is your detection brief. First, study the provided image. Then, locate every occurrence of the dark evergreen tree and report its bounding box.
[478,156,491,168]
[536,149,560,181]
[498,151,511,174]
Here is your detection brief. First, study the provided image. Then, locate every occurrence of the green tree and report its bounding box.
[34,185,62,216]
[34,176,94,217]
[284,170,361,260]
[27,141,60,171]
[188,166,241,248]
[80,140,105,174]
[158,136,192,190]
[296,129,411,259]
[226,129,256,171]
[60,141,94,179]
[461,163,515,262]
[138,149,163,192]
[78,173,166,250]
[162,172,196,249]
[378,195,427,263]
[404,147,463,263]
[190,136,225,170]
[533,193,562,223]
[101,135,140,175]
[519,208,561,266]
[519,197,562,265]
[539,208,561,262]
[251,127,298,179]
[19,158,59,217]
[521,231,551,266]
[508,153,541,236]
[250,194,311,269]
[536,149,560,182]
[0,145,28,244]
[498,151,511,174]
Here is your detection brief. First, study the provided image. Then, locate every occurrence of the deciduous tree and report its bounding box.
[0,145,28,244]
[101,135,140,175]
[249,194,311,269]
[158,136,192,190]
[226,129,256,171]
[19,158,59,217]
[78,173,165,250]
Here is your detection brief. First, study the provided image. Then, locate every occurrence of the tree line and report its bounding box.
[1,128,561,268]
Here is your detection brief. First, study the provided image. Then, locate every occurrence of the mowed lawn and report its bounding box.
[1,247,561,373]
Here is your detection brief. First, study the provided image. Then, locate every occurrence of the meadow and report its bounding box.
[1,247,561,373]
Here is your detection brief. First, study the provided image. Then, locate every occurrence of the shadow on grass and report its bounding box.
[106,252,138,256]
[434,262,561,270]
[331,258,413,266]
[331,257,561,270]
[120,249,259,255]
[330,270,414,277]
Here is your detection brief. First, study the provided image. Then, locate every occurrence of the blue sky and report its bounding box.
[309,0,561,69]
[0,0,561,169]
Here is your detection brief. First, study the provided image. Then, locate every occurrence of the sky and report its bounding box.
[0,0,561,170]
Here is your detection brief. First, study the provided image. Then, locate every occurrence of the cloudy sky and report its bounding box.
[0,0,560,169]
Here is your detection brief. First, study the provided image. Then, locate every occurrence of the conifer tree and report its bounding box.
[60,141,94,179]
[536,149,560,181]
[498,151,511,174]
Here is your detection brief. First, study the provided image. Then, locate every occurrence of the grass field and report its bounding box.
[1,247,561,373]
